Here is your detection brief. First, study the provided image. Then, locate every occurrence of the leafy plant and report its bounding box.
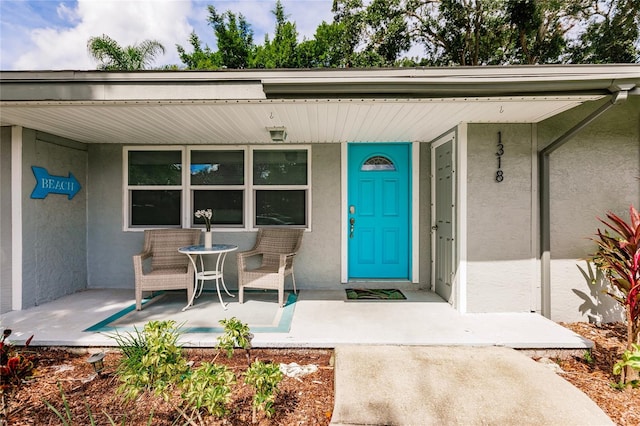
[244,360,283,423]
[217,317,253,364]
[583,350,594,365]
[181,362,236,419]
[612,343,640,389]
[112,320,188,402]
[590,205,640,383]
[1,329,36,424]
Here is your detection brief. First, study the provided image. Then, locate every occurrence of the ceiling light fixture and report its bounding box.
[267,126,287,142]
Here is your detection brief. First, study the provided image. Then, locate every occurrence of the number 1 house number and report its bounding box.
[496,131,504,182]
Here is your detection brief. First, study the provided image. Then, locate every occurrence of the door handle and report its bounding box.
[431,224,438,231]
[350,217,355,238]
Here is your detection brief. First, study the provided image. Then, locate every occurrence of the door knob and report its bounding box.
[350,217,355,238]
[431,224,438,231]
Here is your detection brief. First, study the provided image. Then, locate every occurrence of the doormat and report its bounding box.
[345,288,406,300]
[84,290,296,334]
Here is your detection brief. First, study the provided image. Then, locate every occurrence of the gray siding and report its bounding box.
[87,144,346,290]
[21,130,88,308]
[465,124,537,313]
[540,96,640,322]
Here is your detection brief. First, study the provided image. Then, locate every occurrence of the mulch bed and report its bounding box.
[556,322,640,425]
[7,348,334,425]
[5,322,640,425]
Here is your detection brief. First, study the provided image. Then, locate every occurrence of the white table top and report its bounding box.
[178,244,238,254]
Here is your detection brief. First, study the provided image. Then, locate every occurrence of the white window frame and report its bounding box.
[187,146,249,230]
[123,145,187,231]
[123,145,311,231]
[250,145,312,231]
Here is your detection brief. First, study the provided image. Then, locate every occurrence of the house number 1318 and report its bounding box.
[496,131,504,182]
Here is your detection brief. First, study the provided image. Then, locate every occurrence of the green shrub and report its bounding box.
[112,320,188,402]
[217,317,253,364]
[244,360,283,422]
[181,362,236,418]
[612,343,640,388]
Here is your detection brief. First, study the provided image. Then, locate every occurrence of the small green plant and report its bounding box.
[612,343,640,389]
[181,362,236,419]
[583,350,594,365]
[112,320,188,402]
[217,317,253,364]
[244,360,283,423]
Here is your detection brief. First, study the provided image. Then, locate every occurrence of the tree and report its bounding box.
[206,6,254,69]
[176,32,220,70]
[251,1,299,68]
[331,0,411,66]
[506,0,591,64]
[87,35,165,70]
[406,0,509,66]
[362,0,411,64]
[569,0,640,63]
[297,22,348,68]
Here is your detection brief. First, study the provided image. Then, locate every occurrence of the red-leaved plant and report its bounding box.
[0,329,36,424]
[590,205,640,384]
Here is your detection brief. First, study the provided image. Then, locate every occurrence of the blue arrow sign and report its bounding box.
[31,166,81,200]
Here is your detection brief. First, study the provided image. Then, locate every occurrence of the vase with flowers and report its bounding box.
[194,209,213,248]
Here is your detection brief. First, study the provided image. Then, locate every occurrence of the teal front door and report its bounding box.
[348,143,411,279]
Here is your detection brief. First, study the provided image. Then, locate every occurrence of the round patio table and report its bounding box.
[178,244,238,311]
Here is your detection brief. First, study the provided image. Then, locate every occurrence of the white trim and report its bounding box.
[186,145,248,230]
[123,145,311,231]
[248,145,312,231]
[11,126,22,310]
[412,142,420,283]
[340,142,348,283]
[530,123,541,313]
[456,123,468,314]
[122,145,186,231]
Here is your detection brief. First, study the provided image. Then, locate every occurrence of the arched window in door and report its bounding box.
[361,155,396,171]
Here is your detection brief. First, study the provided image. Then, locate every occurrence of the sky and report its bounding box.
[0,0,336,70]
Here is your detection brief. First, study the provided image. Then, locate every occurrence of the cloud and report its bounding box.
[0,0,335,70]
[6,0,194,70]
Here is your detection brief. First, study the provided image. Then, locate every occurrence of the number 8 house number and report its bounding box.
[496,131,504,182]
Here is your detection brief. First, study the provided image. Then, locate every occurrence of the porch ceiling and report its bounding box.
[0,96,602,144]
[3,65,637,144]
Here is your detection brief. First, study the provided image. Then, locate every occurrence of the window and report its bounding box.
[126,148,184,228]
[361,155,395,171]
[191,149,245,227]
[253,149,308,226]
[124,146,310,230]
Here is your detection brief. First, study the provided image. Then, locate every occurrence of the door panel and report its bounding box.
[433,139,455,301]
[348,143,411,279]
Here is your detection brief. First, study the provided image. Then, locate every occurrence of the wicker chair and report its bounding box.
[133,228,201,311]
[237,228,304,307]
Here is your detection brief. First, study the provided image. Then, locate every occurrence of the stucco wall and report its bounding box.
[87,144,344,290]
[21,130,88,308]
[540,96,640,323]
[465,124,537,313]
[0,127,12,313]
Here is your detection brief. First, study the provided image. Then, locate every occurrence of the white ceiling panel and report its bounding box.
[0,96,601,145]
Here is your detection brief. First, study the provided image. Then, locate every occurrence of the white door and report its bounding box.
[431,134,456,302]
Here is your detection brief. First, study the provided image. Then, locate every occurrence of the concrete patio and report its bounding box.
[0,288,592,353]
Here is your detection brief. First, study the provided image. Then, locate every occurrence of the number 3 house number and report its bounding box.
[496,131,504,182]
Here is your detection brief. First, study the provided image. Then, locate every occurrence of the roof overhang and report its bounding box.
[1,65,638,144]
